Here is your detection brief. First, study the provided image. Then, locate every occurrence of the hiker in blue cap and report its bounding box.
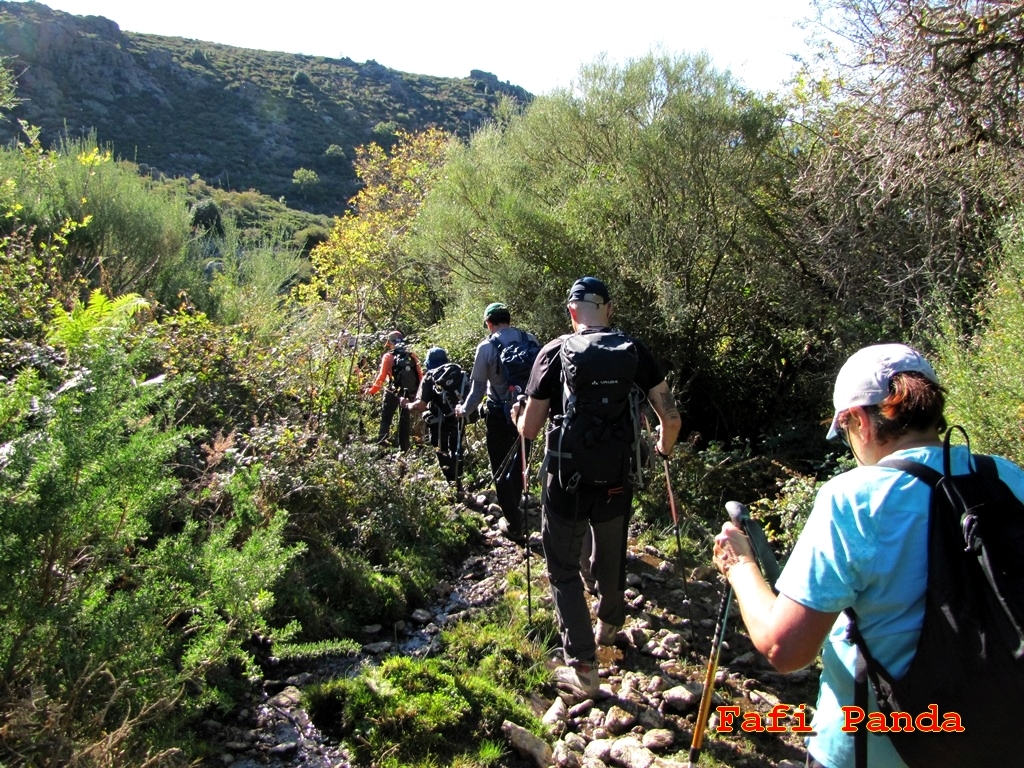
[403,347,468,484]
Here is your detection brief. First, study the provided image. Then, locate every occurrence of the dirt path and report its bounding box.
[200,498,818,767]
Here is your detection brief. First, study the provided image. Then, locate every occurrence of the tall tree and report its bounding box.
[417,54,832,441]
[299,128,451,334]
[793,0,1024,338]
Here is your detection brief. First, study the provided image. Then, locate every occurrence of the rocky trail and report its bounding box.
[198,494,818,768]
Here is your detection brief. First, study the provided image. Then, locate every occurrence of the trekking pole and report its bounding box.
[491,438,521,487]
[453,415,465,495]
[663,456,695,641]
[518,397,533,624]
[686,500,781,768]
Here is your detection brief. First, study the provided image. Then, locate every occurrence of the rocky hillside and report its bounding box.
[0,0,531,215]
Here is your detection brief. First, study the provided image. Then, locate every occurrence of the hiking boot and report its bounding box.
[595,620,622,646]
[553,663,600,699]
[497,517,526,544]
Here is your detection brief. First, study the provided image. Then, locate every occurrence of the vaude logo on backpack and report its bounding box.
[844,426,1024,768]
[389,344,420,397]
[547,330,643,493]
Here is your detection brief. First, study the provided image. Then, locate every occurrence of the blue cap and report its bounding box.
[425,347,449,370]
[567,276,610,305]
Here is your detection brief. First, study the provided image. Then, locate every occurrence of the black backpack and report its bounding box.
[844,426,1024,768]
[430,362,467,418]
[389,344,420,396]
[546,330,645,493]
[488,329,540,401]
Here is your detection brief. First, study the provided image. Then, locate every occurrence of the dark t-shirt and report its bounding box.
[524,327,665,417]
[415,370,442,411]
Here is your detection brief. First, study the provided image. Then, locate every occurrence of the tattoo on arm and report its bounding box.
[660,389,679,416]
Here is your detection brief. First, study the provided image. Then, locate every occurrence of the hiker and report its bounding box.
[364,330,422,450]
[514,276,681,698]
[455,302,540,540]
[402,346,467,484]
[711,343,1024,768]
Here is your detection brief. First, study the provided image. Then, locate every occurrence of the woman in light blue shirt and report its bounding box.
[712,344,1024,768]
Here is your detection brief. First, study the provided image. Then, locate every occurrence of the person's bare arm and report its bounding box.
[715,523,837,673]
[516,396,549,440]
[647,380,681,456]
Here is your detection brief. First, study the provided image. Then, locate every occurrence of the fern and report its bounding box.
[46,288,149,353]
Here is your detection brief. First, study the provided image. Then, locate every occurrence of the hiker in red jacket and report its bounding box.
[365,330,422,450]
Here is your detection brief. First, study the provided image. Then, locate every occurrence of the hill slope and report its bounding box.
[0,0,532,214]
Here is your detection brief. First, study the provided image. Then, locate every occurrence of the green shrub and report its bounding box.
[268,438,481,638]
[0,132,192,302]
[305,649,542,767]
[0,295,301,764]
[935,212,1024,464]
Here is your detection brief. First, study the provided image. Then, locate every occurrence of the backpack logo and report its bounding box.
[846,426,1024,767]
[547,330,644,492]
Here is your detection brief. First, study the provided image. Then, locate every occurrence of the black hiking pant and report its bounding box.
[430,415,463,483]
[541,474,631,666]
[377,389,411,451]
[485,405,525,533]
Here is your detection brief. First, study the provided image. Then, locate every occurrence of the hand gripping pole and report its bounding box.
[686,501,781,767]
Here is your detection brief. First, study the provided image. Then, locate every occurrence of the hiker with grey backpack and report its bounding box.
[514,276,681,699]
[402,346,469,486]
[712,343,1024,768]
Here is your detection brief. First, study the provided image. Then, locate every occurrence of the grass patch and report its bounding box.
[304,595,551,767]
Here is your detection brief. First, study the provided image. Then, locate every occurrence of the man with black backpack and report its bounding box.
[712,343,1024,768]
[403,346,468,485]
[455,302,540,541]
[365,330,422,451]
[515,277,681,699]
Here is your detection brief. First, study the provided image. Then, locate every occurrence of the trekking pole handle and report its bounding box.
[725,500,749,530]
[511,393,527,424]
[723,500,782,592]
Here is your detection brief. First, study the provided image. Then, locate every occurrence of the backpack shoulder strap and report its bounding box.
[876,457,942,487]
[973,453,998,477]
[843,608,872,768]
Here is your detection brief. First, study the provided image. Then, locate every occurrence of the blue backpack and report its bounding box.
[488,329,540,401]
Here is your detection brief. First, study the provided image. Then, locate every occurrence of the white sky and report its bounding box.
[31,0,817,95]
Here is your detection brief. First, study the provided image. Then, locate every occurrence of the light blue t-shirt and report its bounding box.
[775,444,1024,768]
